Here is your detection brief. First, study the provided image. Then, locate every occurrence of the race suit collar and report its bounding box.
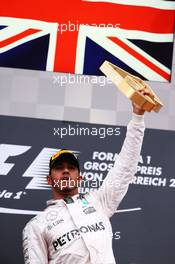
[46,193,83,206]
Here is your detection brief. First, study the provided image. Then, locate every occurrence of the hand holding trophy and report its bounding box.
[100,61,163,113]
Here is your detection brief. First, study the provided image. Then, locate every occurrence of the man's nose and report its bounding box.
[63,167,70,173]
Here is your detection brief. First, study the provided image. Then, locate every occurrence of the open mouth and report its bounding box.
[61,176,71,181]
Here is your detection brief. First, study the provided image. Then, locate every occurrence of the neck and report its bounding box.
[52,188,79,200]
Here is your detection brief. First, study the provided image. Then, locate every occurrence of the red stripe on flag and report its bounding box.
[80,3,175,34]
[0,29,41,48]
[108,36,170,81]
[54,31,79,73]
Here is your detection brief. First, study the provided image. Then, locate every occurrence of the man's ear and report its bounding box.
[47,175,52,186]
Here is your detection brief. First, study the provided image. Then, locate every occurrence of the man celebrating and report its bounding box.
[23,102,145,264]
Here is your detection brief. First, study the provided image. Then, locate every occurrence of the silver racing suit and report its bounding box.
[22,113,145,264]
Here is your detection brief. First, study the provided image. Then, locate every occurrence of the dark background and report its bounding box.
[0,115,175,264]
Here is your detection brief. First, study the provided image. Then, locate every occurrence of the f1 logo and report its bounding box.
[0,144,79,190]
[0,144,31,175]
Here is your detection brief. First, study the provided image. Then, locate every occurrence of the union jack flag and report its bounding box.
[0,0,175,81]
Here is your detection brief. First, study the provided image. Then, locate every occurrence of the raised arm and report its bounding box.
[93,103,145,218]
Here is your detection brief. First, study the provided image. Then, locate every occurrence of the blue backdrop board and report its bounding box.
[0,115,175,263]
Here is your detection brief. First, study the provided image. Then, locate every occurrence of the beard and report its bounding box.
[56,185,77,194]
[52,177,78,193]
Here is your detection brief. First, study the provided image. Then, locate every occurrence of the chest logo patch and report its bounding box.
[83,206,96,214]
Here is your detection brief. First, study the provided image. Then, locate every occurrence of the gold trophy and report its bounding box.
[100,61,163,112]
